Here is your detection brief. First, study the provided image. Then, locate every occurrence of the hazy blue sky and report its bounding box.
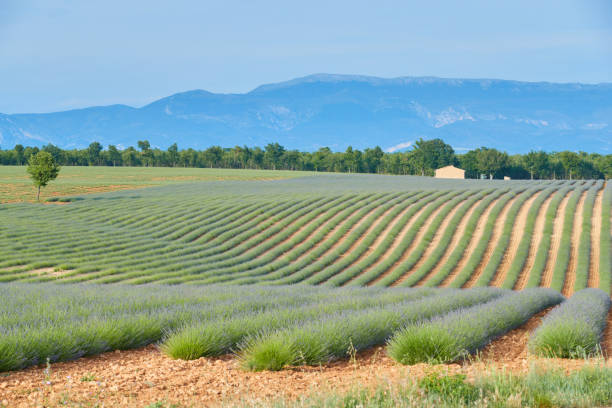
[1,0,611,113]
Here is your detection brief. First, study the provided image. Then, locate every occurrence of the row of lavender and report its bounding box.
[226,288,610,370]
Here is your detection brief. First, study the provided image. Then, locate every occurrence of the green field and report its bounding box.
[0,166,308,202]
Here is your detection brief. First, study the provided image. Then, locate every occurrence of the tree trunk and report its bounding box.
[530,171,534,180]
[37,186,40,202]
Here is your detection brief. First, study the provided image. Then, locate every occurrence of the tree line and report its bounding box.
[1,138,610,179]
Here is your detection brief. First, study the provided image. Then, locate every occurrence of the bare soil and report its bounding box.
[562,189,588,296]
[392,196,468,286]
[440,192,504,287]
[366,196,438,286]
[345,200,418,284]
[463,192,520,288]
[490,191,541,287]
[540,189,572,288]
[416,195,485,286]
[514,192,555,290]
[589,184,604,288]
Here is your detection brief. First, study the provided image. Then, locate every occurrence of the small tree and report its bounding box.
[27,151,60,201]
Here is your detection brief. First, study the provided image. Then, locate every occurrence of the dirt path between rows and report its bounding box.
[392,196,467,286]
[416,195,485,286]
[440,193,505,287]
[344,200,419,285]
[288,196,386,265]
[315,198,405,284]
[2,311,607,408]
[254,198,342,260]
[589,185,604,289]
[463,192,521,288]
[514,192,555,290]
[540,190,572,289]
[490,191,542,287]
[562,189,588,296]
[366,197,438,286]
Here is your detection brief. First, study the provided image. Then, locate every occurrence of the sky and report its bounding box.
[0,0,611,114]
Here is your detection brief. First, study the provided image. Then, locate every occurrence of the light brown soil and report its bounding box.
[416,195,485,286]
[490,191,541,287]
[289,196,384,265]
[562,189,588,296]
[540,189,572,288]
[391,197,467,286]
[0,265,26,273]
[366,195,439,286]
[315,198,405,284]
[589,185,604,288]
[440,192,506,287]
[515,192,555,290]
[286,199,366,264]
[254,199,339,260]
[463,192,520,288]
[345,199,418,284]
[2,310,608,408]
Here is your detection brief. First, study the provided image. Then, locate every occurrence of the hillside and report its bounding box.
[0,172,609,295]
[1,74,611,153]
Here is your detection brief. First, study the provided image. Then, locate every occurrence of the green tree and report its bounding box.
[558,151,582,180]
[14,144,25,165]
[107,145,121,167]
[264,143,285,170]
[137,140,153,166]
[87,142,103,166]
[476,147,509,179]
[26,151,60,201]
[522,150,549,179]
[167,143,179,167]
[411,138,455,176]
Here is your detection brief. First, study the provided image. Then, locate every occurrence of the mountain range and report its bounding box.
[1,74,611,153]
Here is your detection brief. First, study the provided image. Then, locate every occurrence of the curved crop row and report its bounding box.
[501,186,559,289]
[524,186,573,288]
[446,190,522,288]
[474,188,542,287]
[161,287,437,360]
[600,182,611,294]
[399,190,494,287]
[422,189,508,287]
[573,183,602,291]
[237,287,505,371]
[528,288,611,358]
[388,288,564,364]
[551,184,591,292]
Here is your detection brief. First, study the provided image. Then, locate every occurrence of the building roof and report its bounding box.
[436,165,464,172]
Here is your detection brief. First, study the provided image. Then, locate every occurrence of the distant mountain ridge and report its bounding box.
[1,74,611,153]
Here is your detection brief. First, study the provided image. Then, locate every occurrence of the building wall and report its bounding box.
[435,167,465,179]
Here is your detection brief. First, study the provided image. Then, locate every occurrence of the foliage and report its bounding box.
[387,288,564,364]
[2,138,610,179]
[26,151,60,201]
[528,288,611,358]
[237,288,504,371]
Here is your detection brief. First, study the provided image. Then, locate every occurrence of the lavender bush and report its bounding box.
[388,288,564,364]
[528,288,611,358]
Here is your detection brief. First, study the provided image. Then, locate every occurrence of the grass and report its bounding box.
[0,165,309,202]
[231,364,612,408]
